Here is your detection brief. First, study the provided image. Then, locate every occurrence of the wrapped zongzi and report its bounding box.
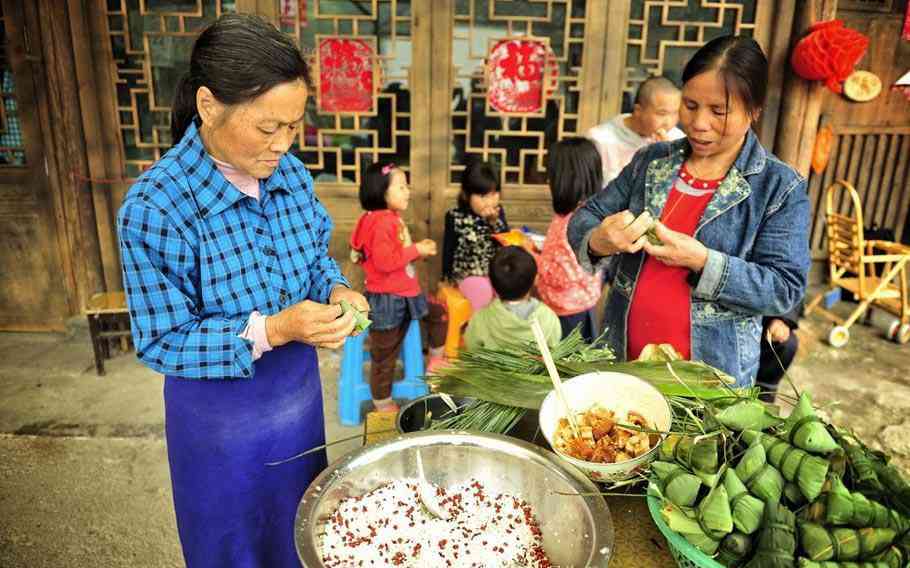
[798,522,896,562]
[780,393,838,454]
[736,439,785,503]
[725,469,765,534]
[717,532,754,567]
[651,461,702,508]
[797,560,890,568]
[716,399,783,431]
[819,476,910,532]
[742,431,830,502]
[660,434,722,487]
[743,501,798,568]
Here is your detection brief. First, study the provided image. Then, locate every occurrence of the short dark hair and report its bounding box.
[682,35,768,120]
[459,160,500,209]
[359,162,395,211]
[171,13,312,144]
[489,246,537,301]
[547,138,602,215]
[634,76,679,107]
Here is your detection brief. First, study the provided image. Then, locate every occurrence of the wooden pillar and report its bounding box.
[236,0,279,19]
[599,1,631,122]
[757,0,796,149]
[578,0,608,132]
[774,0,837,176]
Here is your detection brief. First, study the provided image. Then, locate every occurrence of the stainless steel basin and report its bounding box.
[295,431,614,566]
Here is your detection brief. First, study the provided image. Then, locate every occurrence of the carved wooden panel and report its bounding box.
[104,0,236,177]
[280,1,414,187]
[624,1,760,109]
[449,0,586,188]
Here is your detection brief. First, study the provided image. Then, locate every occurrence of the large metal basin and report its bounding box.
[295,431,614,566]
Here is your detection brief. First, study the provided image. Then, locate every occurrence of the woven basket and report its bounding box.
[646,484,725,568]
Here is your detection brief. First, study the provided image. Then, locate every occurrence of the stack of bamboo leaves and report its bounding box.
[423,329,741,433]
[650,390,910,567]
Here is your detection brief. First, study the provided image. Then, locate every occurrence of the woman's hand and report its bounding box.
[589,210,652,257]
[416,239,437,257]
[265,301,355,349]
[642,221,709,272]
[766,318,791,343]
[329,285,369,313]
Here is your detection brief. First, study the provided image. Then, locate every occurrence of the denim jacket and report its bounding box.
[568,130,810,387]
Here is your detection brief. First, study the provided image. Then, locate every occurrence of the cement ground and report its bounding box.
[1,302,908,567]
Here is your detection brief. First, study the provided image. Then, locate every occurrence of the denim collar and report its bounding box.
[175,120,298,219]
[644,129,765,232]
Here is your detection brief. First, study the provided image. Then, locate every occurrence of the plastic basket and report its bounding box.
[646,483,725,568]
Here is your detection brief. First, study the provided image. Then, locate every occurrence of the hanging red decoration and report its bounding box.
[486,38,554,114]
[790,20,869,94]
[317,37,375,113]
[903,0,910,42]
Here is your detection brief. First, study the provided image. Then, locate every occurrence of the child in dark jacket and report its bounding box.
[350,162,446,412]
[441,160,509,310]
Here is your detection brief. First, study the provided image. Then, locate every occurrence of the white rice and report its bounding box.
[320,479,551,567]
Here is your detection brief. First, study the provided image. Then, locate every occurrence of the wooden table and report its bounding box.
[363,412,675,567]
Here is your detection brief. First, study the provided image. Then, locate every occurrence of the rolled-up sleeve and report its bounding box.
[118,199,255,380]
[693,177,810,316]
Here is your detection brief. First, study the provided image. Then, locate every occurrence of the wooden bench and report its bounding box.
[85,291,132,375]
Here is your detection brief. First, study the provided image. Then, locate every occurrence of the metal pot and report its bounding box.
[396,393,545,445]
[295,431,614,566]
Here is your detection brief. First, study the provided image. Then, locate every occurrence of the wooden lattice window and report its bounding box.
[281,1,414,186]
[449,0,586,188]
[624,0,761,111]
[105,0,236,178]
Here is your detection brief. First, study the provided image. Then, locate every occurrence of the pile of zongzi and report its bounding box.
[651,392,910,567]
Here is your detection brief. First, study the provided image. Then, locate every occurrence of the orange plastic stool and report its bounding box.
[437,284,473,359]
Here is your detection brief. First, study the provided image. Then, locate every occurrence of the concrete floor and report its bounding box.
[1,303,908,567]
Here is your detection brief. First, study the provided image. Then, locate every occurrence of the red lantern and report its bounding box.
[790,20,869,94]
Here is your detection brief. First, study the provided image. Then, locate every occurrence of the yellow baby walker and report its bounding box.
[806,180,910,347]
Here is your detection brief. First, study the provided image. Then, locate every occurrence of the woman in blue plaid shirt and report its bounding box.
[117,14,366,568]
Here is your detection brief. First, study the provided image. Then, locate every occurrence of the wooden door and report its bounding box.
[0,0,68,331]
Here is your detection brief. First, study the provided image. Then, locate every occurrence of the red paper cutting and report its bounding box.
[318,37,374,113]
[487,39,553,114]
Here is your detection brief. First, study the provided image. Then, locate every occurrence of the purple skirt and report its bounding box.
[164,341,327,568]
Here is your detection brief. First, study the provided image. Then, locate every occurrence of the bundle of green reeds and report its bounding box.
[423,329,740,433]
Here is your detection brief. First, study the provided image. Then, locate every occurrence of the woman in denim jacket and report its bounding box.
[568,36,810,387]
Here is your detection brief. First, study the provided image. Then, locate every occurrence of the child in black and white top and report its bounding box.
[440,160,509,311]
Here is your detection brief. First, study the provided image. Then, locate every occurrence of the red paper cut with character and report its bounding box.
[487,38,554,114]
[318,38,374,113]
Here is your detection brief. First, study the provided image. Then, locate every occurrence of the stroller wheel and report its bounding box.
[828,326,850,348]
[894,324,910,345]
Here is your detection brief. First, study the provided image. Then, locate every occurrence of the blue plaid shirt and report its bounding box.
[117,121,348,380]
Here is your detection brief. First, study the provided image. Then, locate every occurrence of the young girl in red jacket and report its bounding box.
[350,162,446,413]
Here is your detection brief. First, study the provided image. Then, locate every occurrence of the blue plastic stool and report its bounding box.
[338,319,428,426]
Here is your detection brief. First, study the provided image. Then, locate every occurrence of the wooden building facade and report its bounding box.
[0,0,907,331]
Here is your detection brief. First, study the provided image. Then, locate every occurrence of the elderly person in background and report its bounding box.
[569,36,810,388]
[586,76,685,186]
[117,14,365,568]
